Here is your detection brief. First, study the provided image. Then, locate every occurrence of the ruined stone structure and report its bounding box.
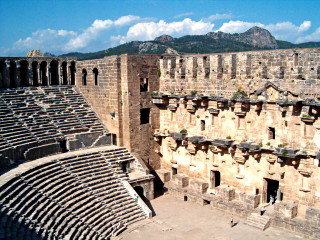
[0,57,154,239]
[0,57,76,88]
[0,47,320,239]
[74,48,320,238]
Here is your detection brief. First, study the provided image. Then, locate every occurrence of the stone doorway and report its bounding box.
[134,186,144,198]
[263,178,279,203]
[210,170,221,188]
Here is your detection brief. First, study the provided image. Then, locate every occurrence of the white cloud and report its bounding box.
[218,20,263,33]
[202,13,233,22]
[64,15,149,51]
[10,29,76,56]
[2,15,150,55]
[1,14,319,57]
[114,18,214,45]
[297,27,320,43]
[174,12,194,19]
[63,19,113,51]
[217,20,313,43]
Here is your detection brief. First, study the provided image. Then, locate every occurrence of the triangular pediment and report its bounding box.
[250,81,298,101]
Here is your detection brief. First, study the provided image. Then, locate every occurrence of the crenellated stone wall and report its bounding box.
[159,48,320,99]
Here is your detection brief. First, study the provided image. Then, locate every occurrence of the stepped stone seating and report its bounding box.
[0,86,109,169]
[0,146,147,239]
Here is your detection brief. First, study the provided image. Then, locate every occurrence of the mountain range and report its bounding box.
[60,26,320,60]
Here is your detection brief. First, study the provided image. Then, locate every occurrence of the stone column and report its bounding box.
[28,65,33,86]
[58,62,63,85]
[67,62,71,85]
[15,61,21,87]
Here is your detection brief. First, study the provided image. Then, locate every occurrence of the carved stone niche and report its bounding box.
[241,102,250,111]
[154,136,161,142]
[201,98,208,107]
[253,153,261,159]
[217,101,227,109]
[255,102,263,111]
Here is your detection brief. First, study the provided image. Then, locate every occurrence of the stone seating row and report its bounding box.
[0,147,146,239]
[0,86,108,156]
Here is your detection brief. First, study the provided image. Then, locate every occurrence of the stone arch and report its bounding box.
[93,68,99,85]
[32,61,39,86]
[40,61,48,86]
[82,69,87,85]
[20,60,29,87]
[61,62,68,85]
[49,60,59,85]
[9,61,17,88]
[70,61,76,85]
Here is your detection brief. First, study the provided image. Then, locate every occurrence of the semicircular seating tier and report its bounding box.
[0,146,146,240]
[0,86,110,169]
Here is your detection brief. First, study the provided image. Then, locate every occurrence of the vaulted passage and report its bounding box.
[50,60,59,85]
[70,61,76,85]
[40,61,48,86]
[20,60,29,87]
[32,61,39,86]
[9,61,17,88]
[62,62,68,85]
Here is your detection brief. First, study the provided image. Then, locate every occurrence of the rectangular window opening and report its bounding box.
[140,78,149,92]
[140,108,150,124]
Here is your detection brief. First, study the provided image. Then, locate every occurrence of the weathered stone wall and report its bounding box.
[154,94,320,215]
[76,55,161,169]
[76,56,122,145]
[159,48,320,99]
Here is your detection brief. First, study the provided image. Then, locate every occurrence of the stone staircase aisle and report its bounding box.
[245,213,271,230]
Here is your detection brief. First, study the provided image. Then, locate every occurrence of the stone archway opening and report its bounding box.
[70,61,76,85]
[20,60,29,87]
[32,61,39,86]
[62,62,68,85]
[50,60,59,85]
[40,61,48,86]
[82,69,87,85]
[264,178,279,203]
[134,186,144,198]
[9,61,17,88]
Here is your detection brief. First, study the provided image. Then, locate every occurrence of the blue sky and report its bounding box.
[1,0,320,56]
